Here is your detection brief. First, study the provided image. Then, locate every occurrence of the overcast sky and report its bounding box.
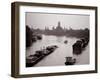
[26,12,89,30]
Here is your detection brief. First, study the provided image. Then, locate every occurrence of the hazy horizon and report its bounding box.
[26,12,89,30]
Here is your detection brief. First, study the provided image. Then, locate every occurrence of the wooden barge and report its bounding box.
[72,38,89,55]
[26,45,58,67]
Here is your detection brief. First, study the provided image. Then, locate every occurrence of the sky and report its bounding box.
[26,12,89,30]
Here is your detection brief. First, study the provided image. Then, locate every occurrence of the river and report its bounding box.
[26,35,89,67]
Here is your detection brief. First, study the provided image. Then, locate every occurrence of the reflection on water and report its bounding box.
[26,35,89,67]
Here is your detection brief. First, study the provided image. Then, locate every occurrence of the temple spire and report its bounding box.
[58,21,61,27]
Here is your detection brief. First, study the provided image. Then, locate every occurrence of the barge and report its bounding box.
[26,45,58,67]
[72,38,89,55]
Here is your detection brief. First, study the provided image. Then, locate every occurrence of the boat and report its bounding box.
[37,35,42,40]
[26,54,45,67]
[46,45,58,53]
[31,34,42,43]
[26,45,58,67]
[80,38,89,48]
[72,38,89,55]
[64,40,68,44]
[72,41,82,55]
[65,57,76,65]
[32,36,37,42]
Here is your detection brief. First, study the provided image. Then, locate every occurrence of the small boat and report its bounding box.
[32,36,37,42]
[65,57,76,65]
[64,40,68,44]
[37,35,42,40]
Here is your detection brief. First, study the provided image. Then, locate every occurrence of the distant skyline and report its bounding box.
[26,12,89,30]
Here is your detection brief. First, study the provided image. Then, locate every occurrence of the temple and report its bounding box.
[56,21,63,31]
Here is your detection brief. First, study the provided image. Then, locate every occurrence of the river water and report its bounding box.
[26,35,89,67]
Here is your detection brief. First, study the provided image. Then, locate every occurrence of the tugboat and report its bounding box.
[65,57,76,65]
